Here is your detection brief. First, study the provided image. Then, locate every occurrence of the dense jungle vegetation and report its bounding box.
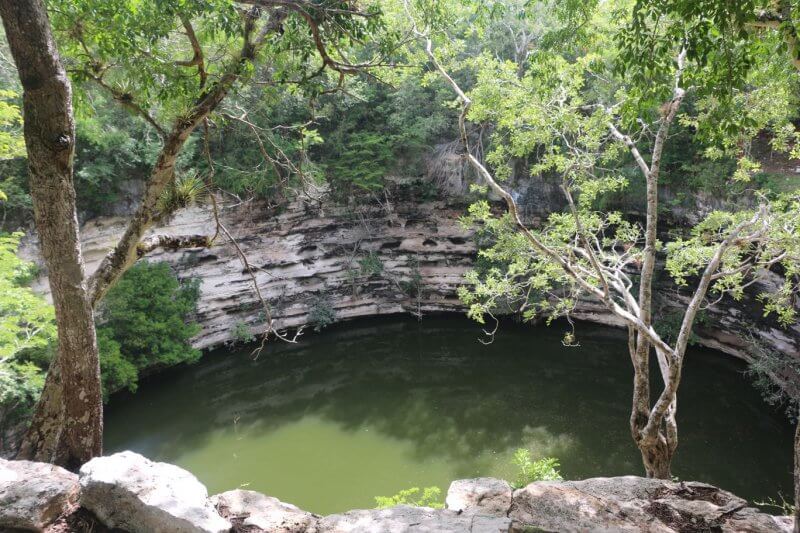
[2,0,800,527]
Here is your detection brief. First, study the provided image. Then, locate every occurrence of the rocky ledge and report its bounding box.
[0,452,792,532]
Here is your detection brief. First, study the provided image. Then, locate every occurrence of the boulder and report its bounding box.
[310,505,511,532]
[0,458,79,531]
[79,451,231,533]
[509,476,792,533]
[211,489,317,532]
[445,478,512,517]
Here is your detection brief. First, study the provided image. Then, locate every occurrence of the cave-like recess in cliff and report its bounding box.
[104,316,793,515]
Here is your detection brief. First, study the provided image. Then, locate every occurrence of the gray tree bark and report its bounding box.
[795,422,799,533]
[0,0,103,468]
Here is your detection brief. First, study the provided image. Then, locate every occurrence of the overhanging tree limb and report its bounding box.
[86,6,287,307]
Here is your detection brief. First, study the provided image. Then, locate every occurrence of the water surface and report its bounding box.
[105,316,794,514]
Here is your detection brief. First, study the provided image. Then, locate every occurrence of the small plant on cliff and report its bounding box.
[359,252,384,277]
[400,261,423,298]
[511,448,563,489]
[374,486,444,509]
[231,320,255,344]
[308,295,336,332]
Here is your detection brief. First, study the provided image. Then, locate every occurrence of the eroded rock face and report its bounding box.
[0,458,79,532]
[20,194,799,371]
[211,489,317,532]
[508,476,791,533]
[79,451,230,533]
[445,478,512,517]
[309,505,512,533]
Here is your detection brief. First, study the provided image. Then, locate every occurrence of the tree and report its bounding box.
[404,0,800,479]
[0,0,102,469]
[2,0,387,466]
[623,0,800,525]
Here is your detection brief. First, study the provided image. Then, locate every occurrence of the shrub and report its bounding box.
[374,487,444,509]
[511,448,563,488]
[96,261,201,398]
[98,329,137,399]
[232,320,255,344]
[359,252,383,277]
[400,262,423,298]
[308,295,336,332]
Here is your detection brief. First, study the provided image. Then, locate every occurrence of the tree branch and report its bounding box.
[87,7,287,307]
[88,74,167,139]
[135,234,211,257]
[176,15,207,88]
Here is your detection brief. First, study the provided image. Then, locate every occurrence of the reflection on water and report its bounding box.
[105,316,794,515]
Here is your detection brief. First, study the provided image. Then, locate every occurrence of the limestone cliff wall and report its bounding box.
[22,195,475,349]
[20,192,800,365]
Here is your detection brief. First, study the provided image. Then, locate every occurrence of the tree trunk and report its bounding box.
[0,0,102,469]
[794,421,799,533]
[639,436,673,479]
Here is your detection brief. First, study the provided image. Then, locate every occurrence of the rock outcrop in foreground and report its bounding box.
[0,452,791,532]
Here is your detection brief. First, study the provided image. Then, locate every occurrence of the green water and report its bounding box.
[104,316,794,515]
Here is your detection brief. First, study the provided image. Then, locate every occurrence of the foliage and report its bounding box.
[231,320,255,344]
[96,261,201,398]
[0,359,45,440]
[619,0,800,172]
[654,310,707,347]
[754,494,796,516]
[0,232,55,437]
[510,448,563,489]
[0,90,24,161]
[97,329,137,399]
[319,81,454,198]
[0,90,27,227]
[374,486,444,509]
[308,294,336,332]
[665,200,800,327]
[29,0,397,215]
[0,233,56,362]
[400,261,423,299]
[438,1,800,335]
[747,336,800,418]
[156,174,208,217]
[359,252,384,277]
[72,95,163,217]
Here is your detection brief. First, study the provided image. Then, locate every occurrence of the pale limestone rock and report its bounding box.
[0,458,79,531]
[79,451,230,533]
[445,478,512,517]
[311,505,511,532]
[509,476,791,533]
[211,489,316,532]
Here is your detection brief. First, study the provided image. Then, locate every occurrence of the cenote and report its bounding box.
[104,316,794,515]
